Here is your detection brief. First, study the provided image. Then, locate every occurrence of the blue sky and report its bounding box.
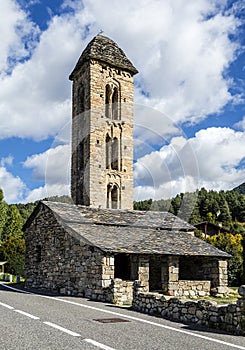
[0,0,244,204]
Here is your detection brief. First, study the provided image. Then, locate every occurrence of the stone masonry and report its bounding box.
[133,283,245,335]
[70,35,138,209]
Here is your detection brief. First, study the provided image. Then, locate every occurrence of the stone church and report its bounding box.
[24,35,229,304]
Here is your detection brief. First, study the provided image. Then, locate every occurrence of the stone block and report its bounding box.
[238,285,245,298]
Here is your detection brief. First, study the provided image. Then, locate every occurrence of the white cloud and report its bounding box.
[0,155,14,167]
[234,116,245,131]
[0,4,93,140]
[23,144,71,185]
[0,165,26,203]
[21,144,71,203]
[83,0,240,124]
[23,183,70,203]
[134,127,245,201]
[0,0,242,141]
[0,0,39,74]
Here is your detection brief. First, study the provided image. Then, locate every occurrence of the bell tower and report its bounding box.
[69,35,138,209]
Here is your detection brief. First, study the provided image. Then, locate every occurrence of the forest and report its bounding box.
[0,186,244,286]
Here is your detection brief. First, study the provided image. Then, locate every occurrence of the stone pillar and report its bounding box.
[138,255,149,291]
[168,256,179,282]
[213,260,228,294]
[167,256,179,296]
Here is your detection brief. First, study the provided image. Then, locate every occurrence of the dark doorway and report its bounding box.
[149,256,162,291]
[114,254,131,280]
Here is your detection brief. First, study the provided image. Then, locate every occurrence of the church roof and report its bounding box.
[69,34,138,80]
[24,202,230,258]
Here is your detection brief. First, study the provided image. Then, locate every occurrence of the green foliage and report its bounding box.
[134,199,152,211]
[0,189,8,241]
[2,205,23,241]
[206,233,243,286]
[0,235,25,275]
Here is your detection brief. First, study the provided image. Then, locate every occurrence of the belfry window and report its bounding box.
[107,184,120,209]
[111,137,119,170]
[105,83,120,120]
[111,186,118,209]
[106,134,111,169]
[112,87,119,120]
[105,84,110,118]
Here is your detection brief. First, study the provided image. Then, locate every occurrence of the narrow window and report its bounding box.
[111,137,118,170]
[112,87,118,120]
[106,134,111,169]
[105,84,110,118]
[111,185,118,209]
[107,184,110,208]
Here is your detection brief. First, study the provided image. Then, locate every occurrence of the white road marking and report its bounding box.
[0,301,14,309]
[14,309,40,320]
[1,283,245,350]
[43,321,81,337]
[84,338,116,350]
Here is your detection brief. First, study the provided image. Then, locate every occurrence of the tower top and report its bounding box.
[69,34,138,80]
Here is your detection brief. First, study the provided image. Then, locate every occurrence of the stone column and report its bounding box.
[138,255,149,291]
[167,256,179,296]
[211,259,228,295]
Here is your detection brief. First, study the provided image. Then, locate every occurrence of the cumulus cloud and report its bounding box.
[23,144,71,185]
[134,127,245,201]
[0,3,93,140]
[23,183,70,203]
[0,0,39,74]
[0,0,242,142]
[83,0,241,124]
[21,144,71,203]
[0,0,244,203]
[0,165,26,203]
[234,116,245,131]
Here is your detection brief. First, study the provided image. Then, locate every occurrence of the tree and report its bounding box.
[0,189,8,242]
[0,235,25,275]
[207,233,243,286]
[2,205,23,241]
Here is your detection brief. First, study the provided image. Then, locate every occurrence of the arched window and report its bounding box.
[105,84,110,118]
[111,186,118,209]
[105,134,111,169]
[105,83,120,120]
[112,87,118,120]
[106,184,120,209]
[111,137,119,170]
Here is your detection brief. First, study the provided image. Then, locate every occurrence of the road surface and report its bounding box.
[0,283,244,350]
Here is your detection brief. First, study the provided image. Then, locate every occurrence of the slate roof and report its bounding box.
[69,34,138,80]
[24,202,230,258]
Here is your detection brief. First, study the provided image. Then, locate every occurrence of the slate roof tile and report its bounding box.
[23,201,230,258]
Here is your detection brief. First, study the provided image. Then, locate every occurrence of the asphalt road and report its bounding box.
[0,283,245,350]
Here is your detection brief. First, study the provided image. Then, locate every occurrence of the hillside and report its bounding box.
[233,182,245,194]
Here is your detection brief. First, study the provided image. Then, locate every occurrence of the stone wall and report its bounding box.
[25,204,111,301]
[132,283,245,335]
[168,280,210,298]
[25,204,135,304]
